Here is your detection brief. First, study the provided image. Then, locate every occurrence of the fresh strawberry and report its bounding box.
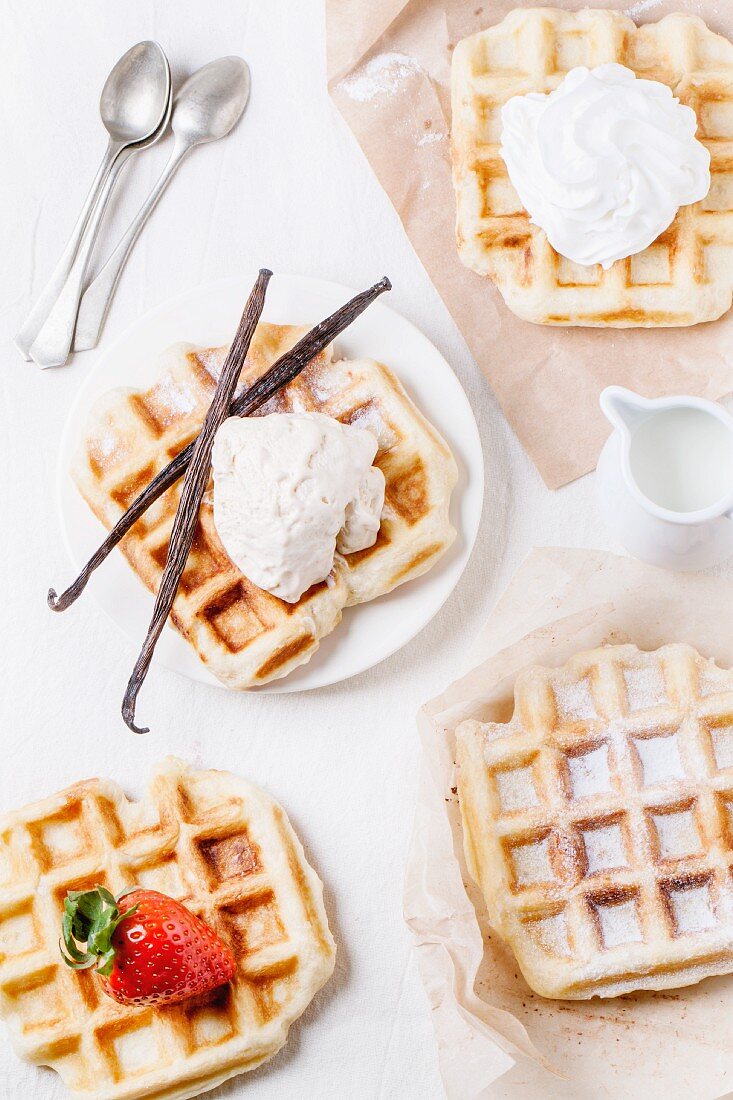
[60,885,236,1007]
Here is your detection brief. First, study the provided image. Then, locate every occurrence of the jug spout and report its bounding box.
[600,386,651,436]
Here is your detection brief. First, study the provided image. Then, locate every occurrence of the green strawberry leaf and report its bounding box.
[97,947,116,978]
[59,886,139,975]
[60,914,89,963]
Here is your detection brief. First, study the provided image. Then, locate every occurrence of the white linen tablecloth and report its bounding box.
[3,1,721,1098]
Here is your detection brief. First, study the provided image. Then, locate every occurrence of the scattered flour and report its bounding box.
[417,130,446,146]
[338,52,421,103]
[624,0,664,17]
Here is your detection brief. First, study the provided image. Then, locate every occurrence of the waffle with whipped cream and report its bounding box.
[457,643,733,999]
[0,758,335,1099]
[72,324,457,688]
[451,8,733,326]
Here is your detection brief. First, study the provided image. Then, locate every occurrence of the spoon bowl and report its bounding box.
[172,56,251,146]
[100,40,171,146]
[15,40,171,362]
[74,56,252,351]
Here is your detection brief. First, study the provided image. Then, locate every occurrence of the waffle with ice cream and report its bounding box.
[0,757,336,1099]
[72,323,457,688]
[451,8,733,327]
[457,643,733,999]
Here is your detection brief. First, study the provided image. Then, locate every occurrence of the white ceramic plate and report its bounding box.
[57,273,484,693]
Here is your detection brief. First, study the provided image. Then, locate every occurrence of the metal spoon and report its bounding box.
[15,41,170,362]
[73,57,251,352]
[21,42,171,368]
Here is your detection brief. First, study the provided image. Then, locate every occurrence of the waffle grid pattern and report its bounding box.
[0,760,335,1099]
[457,644,733,998]
[73,325,457,688]
[451,8,733,326]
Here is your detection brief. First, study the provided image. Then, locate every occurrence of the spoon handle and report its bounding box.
[74,140,191,352]
[28,147,136,369]
[14,140,122,360]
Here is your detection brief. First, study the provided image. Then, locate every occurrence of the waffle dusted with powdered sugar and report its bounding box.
[457,643,733,998]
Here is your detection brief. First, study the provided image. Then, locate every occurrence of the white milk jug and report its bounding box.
[596,386,733,571]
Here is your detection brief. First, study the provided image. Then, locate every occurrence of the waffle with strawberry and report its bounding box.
[0,758,335,1099]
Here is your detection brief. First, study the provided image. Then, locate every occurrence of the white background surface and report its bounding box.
[2,2,722,1099]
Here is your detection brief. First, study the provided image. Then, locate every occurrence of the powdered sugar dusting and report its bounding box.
[624,665,667,711]
[97,432,120,459]
[583,823,627,873]
[555,678,596,722]
[668,882,716,934]
[154,373,196,418]
[306,369,342,403]
[653,809,702,859]
[0,843,10,886]
[528,911,570,956]
[90,430,131,467]
[511,835,553,886]
[338,52,421,103]
[712,725,733,770]
[495,765,538,812]
[633,733,684,786]
[593,897,642,948]
[700,666,730,697]
[348,404,395,450]
[196,347,227,381]
[568,744,611,799]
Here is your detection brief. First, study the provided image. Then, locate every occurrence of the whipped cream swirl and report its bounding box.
[500,63,711,269]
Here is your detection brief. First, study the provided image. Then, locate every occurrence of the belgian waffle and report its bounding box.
[72,324,457,688]
[0,758,335,1099]
[456,643,733,999]
[451,8,733,327]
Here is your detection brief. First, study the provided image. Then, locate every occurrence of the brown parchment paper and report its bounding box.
[326,0,733,489]
[405,547,733,1100]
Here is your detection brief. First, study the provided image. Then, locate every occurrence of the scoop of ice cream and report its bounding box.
[212,412,385,603]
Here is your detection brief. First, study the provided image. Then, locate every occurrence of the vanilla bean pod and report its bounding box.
[121,268,271,734]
